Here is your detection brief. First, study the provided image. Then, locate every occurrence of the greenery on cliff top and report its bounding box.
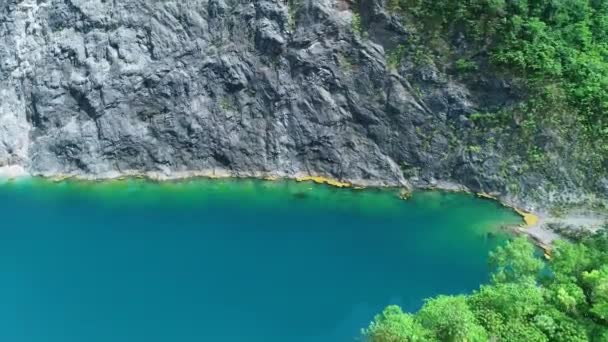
[362,233,608,341]
[387,0,608,172]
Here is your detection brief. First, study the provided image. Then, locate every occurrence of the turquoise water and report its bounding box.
[0,178,521,342]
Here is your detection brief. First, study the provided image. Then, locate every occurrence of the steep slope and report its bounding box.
[1,0,606,210]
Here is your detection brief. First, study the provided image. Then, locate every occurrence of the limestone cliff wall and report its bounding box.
[1,0,605,209]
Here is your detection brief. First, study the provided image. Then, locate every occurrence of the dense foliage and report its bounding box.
[386,0,608,170]
[361,233,608,341]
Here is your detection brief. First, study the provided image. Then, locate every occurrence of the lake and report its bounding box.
[0,178,521,342]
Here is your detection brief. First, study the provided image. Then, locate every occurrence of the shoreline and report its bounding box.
[2,165,604,247]
[0,168,400,188]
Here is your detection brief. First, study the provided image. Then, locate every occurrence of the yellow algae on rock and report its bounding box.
[51,175,70,182]
[514,208,540,227]
[295,176,351,188]
[476,192,498,200]
[264,176,279,181]
[475,192,539,227]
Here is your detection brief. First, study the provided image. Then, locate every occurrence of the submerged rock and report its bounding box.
[399,188,411,200]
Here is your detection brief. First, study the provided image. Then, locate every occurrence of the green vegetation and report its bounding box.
[386,0,608,172]
[351,0,369,39]
[287,0,300,31]
[362,233,608,341]
[454,58,478,73]
[352,13,363,36]
[338,53,356,74]
[387,44,407,70]
[219,97,234,112]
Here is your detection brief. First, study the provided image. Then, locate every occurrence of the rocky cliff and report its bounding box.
[1,0,606,210]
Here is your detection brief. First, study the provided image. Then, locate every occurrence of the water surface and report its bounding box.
[0,178,521,342]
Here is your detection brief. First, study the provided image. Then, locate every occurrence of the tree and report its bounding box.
[469,282,543,319]
[550,240,594,281]
[416,295,488,342]
[361,305,433,342]
[582,265,608,322]
[362,231,608,341]
[489,236,543,284]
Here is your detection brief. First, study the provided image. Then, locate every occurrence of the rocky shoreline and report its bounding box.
[5,164,604,247]
[1,0,605,244]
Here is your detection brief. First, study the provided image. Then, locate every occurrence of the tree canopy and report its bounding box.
[362,234,608,341]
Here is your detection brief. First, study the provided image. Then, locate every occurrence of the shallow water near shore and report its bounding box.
[0,178,521,342]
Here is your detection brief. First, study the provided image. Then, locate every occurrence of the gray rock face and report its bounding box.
[1,0,605,208]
